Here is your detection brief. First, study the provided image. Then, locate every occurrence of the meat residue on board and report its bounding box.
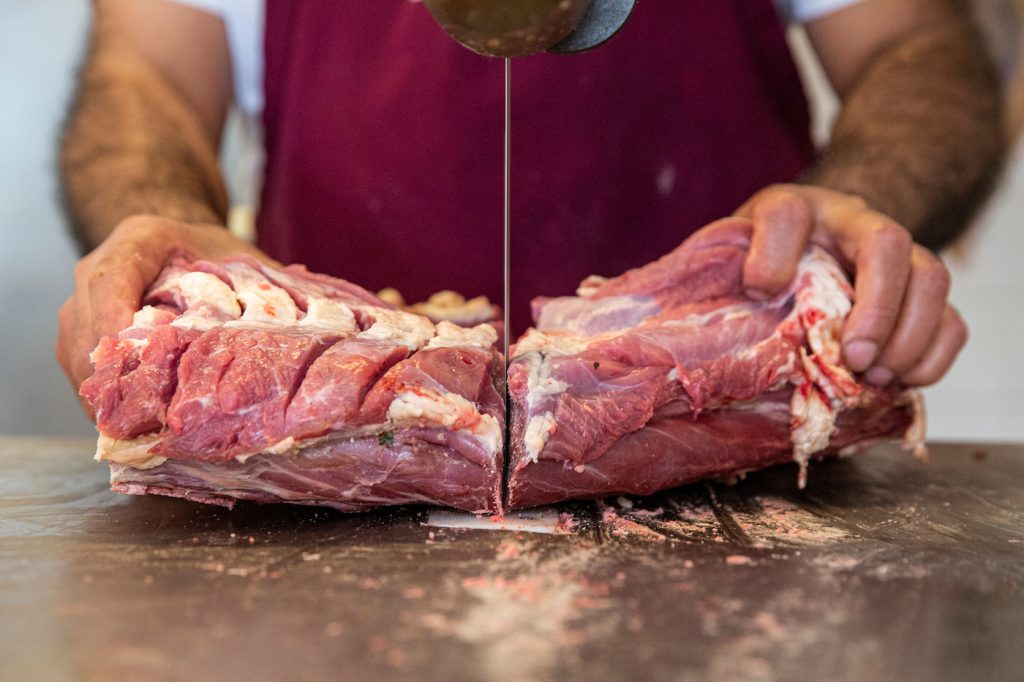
[420,534,619,682]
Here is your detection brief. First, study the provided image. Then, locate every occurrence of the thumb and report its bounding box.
[739,188,814,298]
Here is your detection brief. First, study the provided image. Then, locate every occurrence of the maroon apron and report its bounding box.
[260,1,814,334]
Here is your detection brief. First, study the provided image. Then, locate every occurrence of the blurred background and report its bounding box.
[1,0,1021,442]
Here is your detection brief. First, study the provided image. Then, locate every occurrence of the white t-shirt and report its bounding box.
[174,0,864,117]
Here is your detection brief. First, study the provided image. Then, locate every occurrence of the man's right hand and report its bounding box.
[56,215,276,410]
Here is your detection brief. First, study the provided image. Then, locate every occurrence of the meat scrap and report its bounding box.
[80,255,505,513]
[506,218,924,508]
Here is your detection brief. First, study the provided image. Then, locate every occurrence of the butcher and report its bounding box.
[56,0,1001,402]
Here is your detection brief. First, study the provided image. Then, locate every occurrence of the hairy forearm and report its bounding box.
[59,16,228,252]
[805,6,1004,250]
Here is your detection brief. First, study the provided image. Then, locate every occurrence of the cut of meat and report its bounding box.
[80,255,504,514]
[109,431,501,513]
[507,388,917,508]
[506,218,924,509]
[80,218,926,515]
[159,326,341,459]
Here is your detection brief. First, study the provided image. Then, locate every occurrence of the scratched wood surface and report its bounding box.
[1,436,1022,682]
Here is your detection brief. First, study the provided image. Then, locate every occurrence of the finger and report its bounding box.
[85,217,177,347]
[88,252,151,348]
[740,189,814,298]
[684,216,755,250]
[55,298,75,381]
[870,245,951,380]
[901,305,969,386]
[59,315,97,417]
[71,319,98,391]
[61,292,97,395]
[840,214,914,372]
[73,255,99,385]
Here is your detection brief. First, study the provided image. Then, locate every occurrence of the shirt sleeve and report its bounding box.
[777,0,865,23]
[166,0,263,116]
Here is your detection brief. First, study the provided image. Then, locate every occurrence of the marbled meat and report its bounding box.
[80,255,505,513]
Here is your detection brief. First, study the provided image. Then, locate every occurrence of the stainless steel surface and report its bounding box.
[549,0,636,54]
[2,436,1023,681]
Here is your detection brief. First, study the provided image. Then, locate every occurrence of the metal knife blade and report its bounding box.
[549,0,636,54]
[503,57,511,369]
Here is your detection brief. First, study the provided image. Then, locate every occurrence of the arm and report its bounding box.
[804,0,1003,249]
[57,0,272,400]
[61,0,232,245]
[736,0,1003,387]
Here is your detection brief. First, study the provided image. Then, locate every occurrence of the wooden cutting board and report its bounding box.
[1,436,1022,681]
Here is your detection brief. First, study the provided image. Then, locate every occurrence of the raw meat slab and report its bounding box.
[81,218,923,514]
[81,255,504,513]
[506,218,922,508]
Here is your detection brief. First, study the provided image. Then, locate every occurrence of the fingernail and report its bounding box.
[844,340,877,371]
[745,288,770,301]
[865,366,894,386]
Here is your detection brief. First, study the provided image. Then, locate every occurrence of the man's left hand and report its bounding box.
[735,184,967,388]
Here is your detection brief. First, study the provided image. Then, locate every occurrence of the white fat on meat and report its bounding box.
[387,390,502,455]
[575,274,608,297]
[131,305,171,329]
[535,294,660,335]
[789,383,836,489]
[794,247,853,364]
[513,331,588,413]
[94,434,166,469]
[425,321,497,350]
[790,249,862,404]
[798,346,858,406]
[784,247,867,484]
[168,271,242,331]
[774,350,798,381]
[357,308,435,351]
[300,298,359,334]
[512,330,588,359]
[103,306,175,355]
[517,352,570,413]
[901,389,928,460]
[263,436,297,455]
[523,411,557,462]
[223,262,300,324]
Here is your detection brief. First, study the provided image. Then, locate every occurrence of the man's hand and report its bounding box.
[741,1,998,389]
[735,184,967,388]
[56,216,276,405]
